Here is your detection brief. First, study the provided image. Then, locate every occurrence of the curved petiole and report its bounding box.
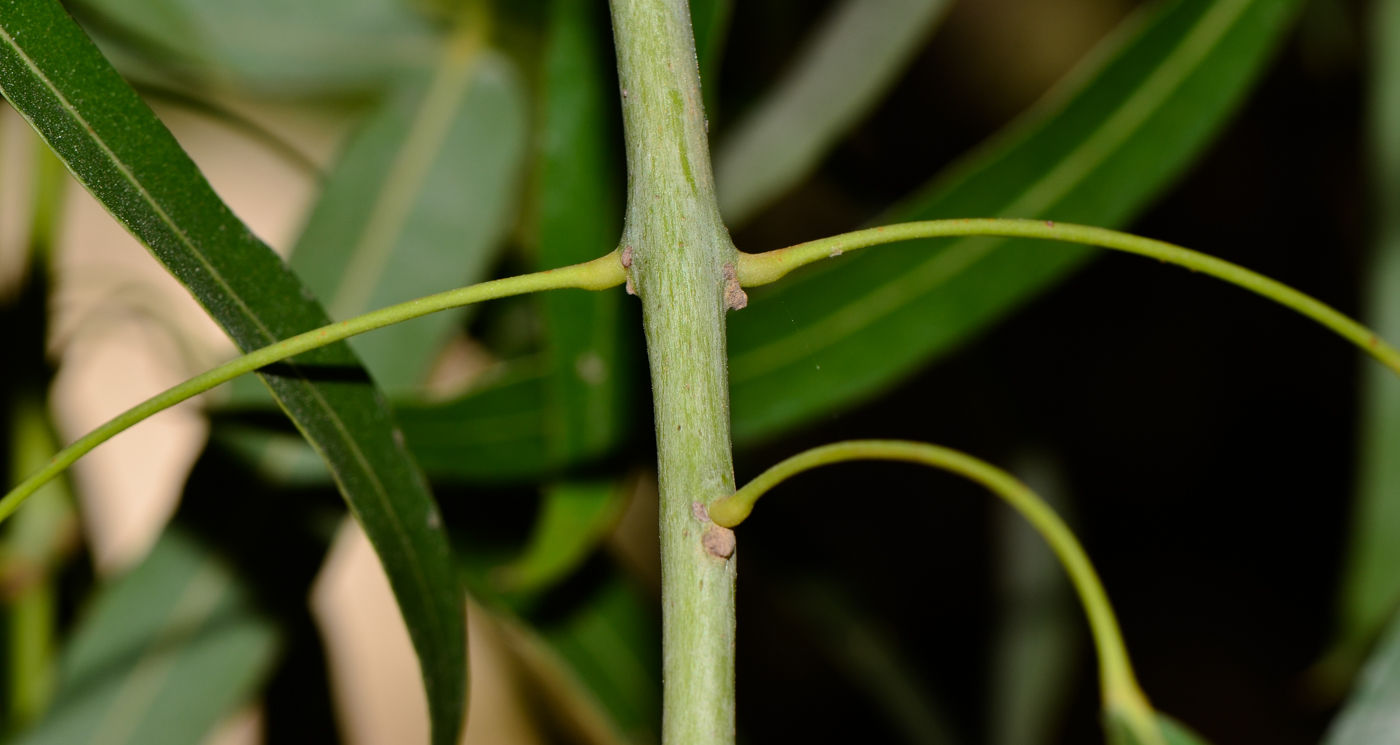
[738,218,1400,379]
[0,250,626,525]
[708,440,1165,745]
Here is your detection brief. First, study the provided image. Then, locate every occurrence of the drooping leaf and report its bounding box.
[990,452,1080,745]
[714,0,952,225]
[12,530,279,745]
[728,0,1303,443]
[689,0,732,115]
[1336,0,1400,658]
[292,33,528,396]
[0,5,465,742]
[536,0,630,463]
[492,481,627,594]
[4,398,78,727]
[1322,608,1400,745]
[785,576,960,745]
[494,572,661,745]
[69,0,441,96]
[398,359,557,482]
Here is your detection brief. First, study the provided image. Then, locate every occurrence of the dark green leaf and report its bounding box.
[292,41,528,396]
[496,572,661,745]
[492,480,627,594]
[990,453,1080,745]
[1323,609,1400,745]
[12,531,278,745]
[689,0,732,115]
[785,576,959,745]
[714,0,952,225]
[0,5,465,742]
[398,360,556,482]
[728,0,1303,443]
[70,0,441,95]
[537,0,630,462]
[1336,0,1400,655]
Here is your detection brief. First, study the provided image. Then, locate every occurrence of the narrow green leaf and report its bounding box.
[0,5,465,742]
[990,453,1080,745]
[398,360,557,483]
[785,577,960,745]
[689,0,732,115]
[714,0,952,225]
[728,0,1302,443]
[1106,711,1214,745]
[292,31,528,396]
[492,481,627,594]
[70,0,441,95]
[537,0,629,462]
[212,424,335,488]
[1337,0,1400,654]
[5,399,77,727]
[1323,609,1400,745]
[498,573,661,745]
[13,531,278,745]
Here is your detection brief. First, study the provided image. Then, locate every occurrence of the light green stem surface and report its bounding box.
[708,440,1164,745]
[608,0,740,742]
[0,252,624,525]
[739,219,1400,377]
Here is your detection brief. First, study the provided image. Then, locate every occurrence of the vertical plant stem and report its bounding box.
[607,1,739,743]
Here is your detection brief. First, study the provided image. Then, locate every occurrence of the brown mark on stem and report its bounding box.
[692,501,736,559]
[722,263,747,311]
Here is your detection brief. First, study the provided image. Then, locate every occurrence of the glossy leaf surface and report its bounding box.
[13,531,278,745]
[1338,0,1400,652]
[0,4,465,742]
[714,0,952,225]
[728,0,1302,443]
[293,37,528,396]
[71,0,440,95]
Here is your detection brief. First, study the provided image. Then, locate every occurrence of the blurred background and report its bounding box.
[0,0,1386,743]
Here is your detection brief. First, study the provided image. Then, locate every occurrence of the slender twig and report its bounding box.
[0,251,625,524]
[707,440,1165,745]
[738,219,1400,378]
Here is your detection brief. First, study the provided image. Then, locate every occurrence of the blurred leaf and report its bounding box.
[786,577,959,745]
[292,31,528,396]
[69,0,441,95]
[990,452,1080,745]
[714,0,952,225]
[12,531,278,745]
[689,0,732,116]
[495,572,661,745]
[728,0,1303,443]
[398,359,556,482]
[493,481,627,594]
[0,6,466,743]
[1322,609,1400,745]
[1337,0,1400,657]
[5,399,78,727]
[536,0,629,462]
[212,424,334,488]
[1106,712,1215,745]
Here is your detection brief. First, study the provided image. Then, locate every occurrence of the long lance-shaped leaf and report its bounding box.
[727,0,1303,443]
[537,0,629,463]
[0,3,465,743]
[714,0,953,225]
[1336,0,1400,662]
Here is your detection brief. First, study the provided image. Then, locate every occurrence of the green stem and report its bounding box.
[739,219,1400,377]
[0,252,624,525]
[607,0,740,742]
[708,440,1163,745]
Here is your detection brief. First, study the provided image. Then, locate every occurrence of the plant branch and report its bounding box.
[738,219,1400,378]
[0,251,624,525]
[708,439,1164,745]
